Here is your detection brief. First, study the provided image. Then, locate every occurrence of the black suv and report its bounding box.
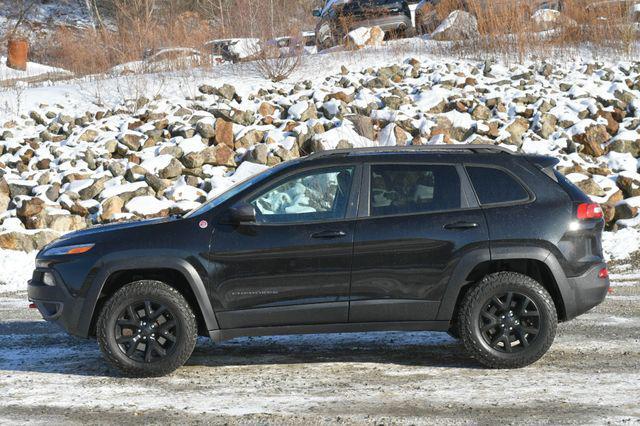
[314,0,413,49]
[28,145,609,377]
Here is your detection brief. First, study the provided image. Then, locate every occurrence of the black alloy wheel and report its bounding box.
[479,291,540,353]
[458,272,557,368]
[115,300,178,363]
[97,280,197,377]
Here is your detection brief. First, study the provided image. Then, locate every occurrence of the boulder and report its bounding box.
[16,197,44,218]
[346,26,385,49]
[575,178,606,197]
[196,120,216,139]
[100,196,125,221]
[250,144,269,165]
[235,129,265,150]
[573,125,609,157]
[119,132,144,151]
[348,115,375,140]
[614,203,638,222]
[214,118,235,148]
[431,11,479,41]
[46,215,87,233]
[0,230,60,252]
[158,157,184,179]
[216,84,236,101]
[531,9,576,31]
[607,137,640,158]
[505,117,530,147]
[8,181,36,197]
[616,175,640,198]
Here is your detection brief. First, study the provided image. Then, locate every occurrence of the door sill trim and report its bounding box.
[209,320,450,342]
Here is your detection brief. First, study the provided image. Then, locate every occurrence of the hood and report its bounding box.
[57,216,177,242]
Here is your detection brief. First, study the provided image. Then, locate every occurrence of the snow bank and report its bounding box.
[0,250,36,293]
[0,56,72,83]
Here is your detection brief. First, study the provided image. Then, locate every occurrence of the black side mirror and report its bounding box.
[228,202,256,224]
[312,8,321,17]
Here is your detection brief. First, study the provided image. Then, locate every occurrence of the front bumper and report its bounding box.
[27,268,88,337]
[564,262,609,319]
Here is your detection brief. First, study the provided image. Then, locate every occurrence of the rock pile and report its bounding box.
[1,57,639,250]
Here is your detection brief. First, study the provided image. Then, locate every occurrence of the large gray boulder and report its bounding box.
[431,10,479,41]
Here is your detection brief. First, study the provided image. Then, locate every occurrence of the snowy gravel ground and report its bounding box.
[0,263,638,424]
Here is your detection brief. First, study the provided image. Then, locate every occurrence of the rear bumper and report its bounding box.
[27,269,88,337]
[349,14,412,32]
[563,262,609,320]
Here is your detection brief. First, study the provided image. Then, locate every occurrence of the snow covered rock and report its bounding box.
[431,11,479,41]
[346,26,385,49]
[125,196,173,218]
[531,9,576,31]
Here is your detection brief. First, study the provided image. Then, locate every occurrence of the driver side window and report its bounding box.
[248,167,355,224]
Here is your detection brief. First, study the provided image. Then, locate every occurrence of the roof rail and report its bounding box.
[305,144,518,159]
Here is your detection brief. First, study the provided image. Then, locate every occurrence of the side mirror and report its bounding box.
[228,202,256,224]
[312,8,322,17]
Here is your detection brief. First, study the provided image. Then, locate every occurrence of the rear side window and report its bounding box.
[370,164,461,216]
[467,166,529,205]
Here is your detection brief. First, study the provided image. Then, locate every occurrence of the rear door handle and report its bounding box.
[443,222,478,230]
[311,230,347,239]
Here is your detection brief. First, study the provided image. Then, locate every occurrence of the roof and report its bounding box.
[305,144,518,160]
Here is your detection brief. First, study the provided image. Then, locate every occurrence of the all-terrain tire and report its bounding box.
[458,272,557,368]
[97,280,197,377]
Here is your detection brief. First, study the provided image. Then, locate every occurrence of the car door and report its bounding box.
[349,161,489,322]
[210,163,361,329]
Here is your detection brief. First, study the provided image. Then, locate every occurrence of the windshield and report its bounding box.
[184,164,288,218]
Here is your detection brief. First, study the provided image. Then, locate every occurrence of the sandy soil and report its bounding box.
[0,267,638,425]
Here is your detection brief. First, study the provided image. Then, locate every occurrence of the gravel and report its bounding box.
[0,266,638,425]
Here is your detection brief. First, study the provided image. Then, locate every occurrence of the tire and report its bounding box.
[97,280,197,377]
[458,272,557,368]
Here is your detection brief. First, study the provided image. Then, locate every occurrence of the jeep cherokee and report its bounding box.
[28,145,609,377]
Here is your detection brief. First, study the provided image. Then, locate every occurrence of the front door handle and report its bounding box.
[443,221,478,230]
[311,230,347,239]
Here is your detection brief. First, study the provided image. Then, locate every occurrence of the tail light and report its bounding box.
[598,267,609,279]
[577,203,603,220]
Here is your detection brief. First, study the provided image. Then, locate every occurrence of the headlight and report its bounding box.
[43,243,95,257]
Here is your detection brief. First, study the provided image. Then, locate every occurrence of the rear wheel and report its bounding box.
[97,280,197,377]
[458,272,557,368]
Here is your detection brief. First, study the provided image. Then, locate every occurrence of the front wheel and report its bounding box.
[97,280,197,377]
[458,272,557,368]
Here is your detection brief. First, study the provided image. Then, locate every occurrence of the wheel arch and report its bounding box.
[79,252,219,338]
[438,247,573,322]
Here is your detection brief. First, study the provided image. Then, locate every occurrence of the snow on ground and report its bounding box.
[0,57,73,84]
[0,278,638,423]
[0,250,35,293]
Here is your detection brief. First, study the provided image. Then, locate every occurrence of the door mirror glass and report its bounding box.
[312,8,322,16]
[229,202,256,224]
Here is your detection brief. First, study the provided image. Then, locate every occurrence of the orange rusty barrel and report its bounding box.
[7,38,29,71]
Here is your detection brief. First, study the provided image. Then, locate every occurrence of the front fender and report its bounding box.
[78,250,219,337]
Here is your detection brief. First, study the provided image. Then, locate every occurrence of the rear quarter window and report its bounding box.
[467,166,530,205]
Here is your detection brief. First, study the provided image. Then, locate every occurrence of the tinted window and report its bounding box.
[370,164,461,216]
[249,167,354,223]
[467,166,529,205]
